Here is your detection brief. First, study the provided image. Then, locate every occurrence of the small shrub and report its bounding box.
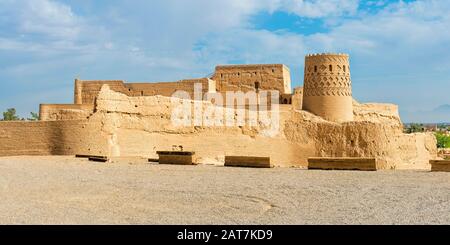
[2,108,20,121]
[435,132,450,148]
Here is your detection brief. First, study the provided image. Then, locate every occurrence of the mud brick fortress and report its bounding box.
[0,53,438,169]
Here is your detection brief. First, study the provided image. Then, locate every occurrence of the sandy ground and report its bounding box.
[0,156,449,225]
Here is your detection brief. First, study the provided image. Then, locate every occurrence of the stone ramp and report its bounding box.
[430,160,450,172]
[225,156,272,168]
[308,157,378,171]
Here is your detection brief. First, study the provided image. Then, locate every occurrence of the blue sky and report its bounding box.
[0,0,449,122]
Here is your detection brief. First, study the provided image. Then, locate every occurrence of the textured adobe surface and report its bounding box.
[1,83,437,170]
[39,104,94,121]
[0,84,437,170]
[0,120,108,156]
[212,64,291,94]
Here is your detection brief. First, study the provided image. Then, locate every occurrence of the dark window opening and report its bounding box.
[141,91,144,96]
[255,82,260,92]
[283,98,288,104]
[329,65,332,72]
[343,65,346,72]
[314,66,317,72]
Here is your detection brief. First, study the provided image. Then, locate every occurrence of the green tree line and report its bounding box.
[1,108,39,121]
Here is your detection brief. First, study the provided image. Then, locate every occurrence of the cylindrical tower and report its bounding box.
[302,53,353,122]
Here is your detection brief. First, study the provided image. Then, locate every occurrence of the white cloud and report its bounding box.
[274,0,360,18]
[20,0,80,39]
[0,0,81,40]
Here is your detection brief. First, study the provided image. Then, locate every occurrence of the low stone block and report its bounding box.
[76,154,101,158]
[88,156,109,162]
[430,160,450,172]
[224,156,272,168]
[77,154,109,162]
[157,151,196,165]
[308,157,378,171]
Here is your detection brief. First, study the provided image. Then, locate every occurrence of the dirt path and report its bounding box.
[0,156,449,224]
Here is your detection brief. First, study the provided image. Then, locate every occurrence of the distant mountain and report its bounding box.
[401,104,450,123]
[434,104,450,113]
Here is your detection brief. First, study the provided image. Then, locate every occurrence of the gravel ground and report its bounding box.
[0,156,449,225]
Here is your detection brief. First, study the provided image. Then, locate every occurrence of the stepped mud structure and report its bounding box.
[0,53,438,169]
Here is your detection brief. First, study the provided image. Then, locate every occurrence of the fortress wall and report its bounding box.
[1,85,435,170]
[75,78,212,105]
[0,86,436,169]
[125,78,211,98]
[78,80,130,104]
[73,64,292,107]
[0,120,108,157]
[212,64,292,94]
[389,132,437,170]
[353,101,402,126]
[284,113,436,169]
[39,104,95,121]
[115,128,310,167]
[92,85,310,167]
[303,54,353,122]
[90,86,436,169]
[101,109,434,169]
